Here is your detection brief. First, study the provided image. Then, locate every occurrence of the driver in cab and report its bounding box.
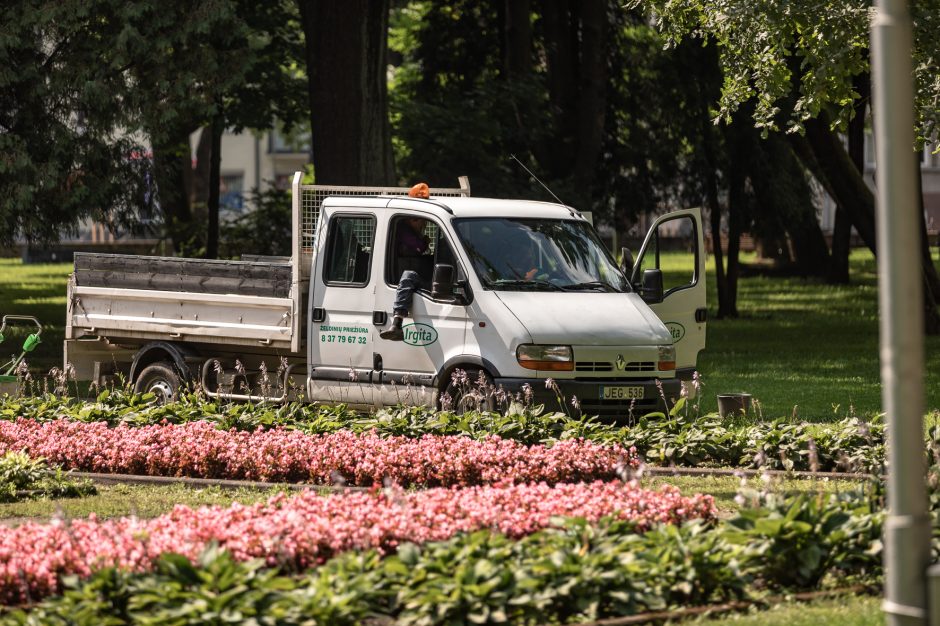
[380,184,431,341]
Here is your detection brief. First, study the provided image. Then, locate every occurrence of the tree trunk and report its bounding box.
[803,114,877,255]
[787,129,848,281]
[206,113,223,260]
[538,0,577,179]
[152,131,193,255]
[829,210,852,283]
[192,127,213,209]
[725,167,742,318]
[804,112,940,334]
[701,111,727,317]
[915,151,940,334]
[571,0,608,205]
[708,182,728,317]
[503,0,531,79]
[719,135,747,319]
[828,73,870,284]
[298,0,394,185]
[755,133,830,277]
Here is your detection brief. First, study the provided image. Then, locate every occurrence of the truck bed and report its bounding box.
[67,253,300,350]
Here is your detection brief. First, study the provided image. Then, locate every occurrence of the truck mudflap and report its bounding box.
[492,377,683,422]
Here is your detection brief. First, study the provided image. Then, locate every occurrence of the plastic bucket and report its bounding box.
[0,376,19,397]
[717,393,752,418]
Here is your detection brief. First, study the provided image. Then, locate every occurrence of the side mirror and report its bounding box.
[639,268,663,303]
[431,264,455,300]
[619,247,634,278]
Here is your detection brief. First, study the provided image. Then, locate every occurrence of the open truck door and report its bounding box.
[631,208,706,378]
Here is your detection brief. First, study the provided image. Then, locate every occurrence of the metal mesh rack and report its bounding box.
[291,174,470,278]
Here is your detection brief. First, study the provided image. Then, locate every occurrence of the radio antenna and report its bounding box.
[510,154,568,207]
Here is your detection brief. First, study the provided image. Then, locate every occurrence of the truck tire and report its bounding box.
[134,361,181,404]
[442,367,495,414]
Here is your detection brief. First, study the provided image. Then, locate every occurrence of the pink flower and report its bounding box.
[0,419,639,487]
[0,480,715,604]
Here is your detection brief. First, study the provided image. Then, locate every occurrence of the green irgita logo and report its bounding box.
[664,322,685,342]
[403,323,438,347]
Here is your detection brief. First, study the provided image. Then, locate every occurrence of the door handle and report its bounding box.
[312,307,326,323]
[372,311,387,325]
[695,308,707,323]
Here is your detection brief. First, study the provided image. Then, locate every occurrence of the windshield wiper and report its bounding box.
[561,281,621,293]
[490,279,564,291]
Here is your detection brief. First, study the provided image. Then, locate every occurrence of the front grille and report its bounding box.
[575,361,613,372]
[574,361,655,373]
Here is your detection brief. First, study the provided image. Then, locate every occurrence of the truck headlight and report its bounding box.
[516,345,574,371]
[658,344,676,371]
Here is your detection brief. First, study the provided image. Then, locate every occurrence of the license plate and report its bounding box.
[600,386,644,400]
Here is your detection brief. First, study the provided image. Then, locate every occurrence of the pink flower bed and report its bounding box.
[0,418,635,487]
[0,480,715,604]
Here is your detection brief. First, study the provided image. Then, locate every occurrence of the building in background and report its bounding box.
[22,126,312,260]
[205,126,311,221]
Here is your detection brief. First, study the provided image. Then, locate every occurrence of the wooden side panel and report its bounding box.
[74,253,292,298]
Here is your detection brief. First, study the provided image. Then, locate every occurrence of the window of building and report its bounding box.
[220,174,244,213]
[269,128,312,154]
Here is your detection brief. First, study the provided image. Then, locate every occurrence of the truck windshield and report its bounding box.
[453,217,629,292]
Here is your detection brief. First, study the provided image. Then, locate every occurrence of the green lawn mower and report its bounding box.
[0,315,42,395]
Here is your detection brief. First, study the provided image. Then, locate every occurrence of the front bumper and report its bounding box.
[493,376,682,423]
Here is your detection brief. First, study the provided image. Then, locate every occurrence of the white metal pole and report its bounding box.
[290,171,303,354]
[871,1,931,624]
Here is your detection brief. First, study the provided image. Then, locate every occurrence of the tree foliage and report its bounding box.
[0,1,155,245]
[390,1,718,225]
[0,0,305,248]
[633,0,940,330]
[637,0,940,144]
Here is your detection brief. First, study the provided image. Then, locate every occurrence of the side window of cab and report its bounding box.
[635,215,697,296]
[323,214,375,286]
[385,216,459,286]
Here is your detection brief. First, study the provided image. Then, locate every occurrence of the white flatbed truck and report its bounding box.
[65,173,706,418]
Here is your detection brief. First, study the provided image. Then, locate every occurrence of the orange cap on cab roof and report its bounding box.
[408,182,430,199]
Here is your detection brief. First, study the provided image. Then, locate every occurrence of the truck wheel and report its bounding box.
[134,361,181,404]
[442,367,495,414]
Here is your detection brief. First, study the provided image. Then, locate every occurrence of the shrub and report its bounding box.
[0,451,94,503]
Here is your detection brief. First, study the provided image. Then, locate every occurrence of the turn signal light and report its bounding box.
[658,345,676,371]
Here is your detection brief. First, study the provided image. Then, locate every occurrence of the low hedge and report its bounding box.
[0,391,893,473]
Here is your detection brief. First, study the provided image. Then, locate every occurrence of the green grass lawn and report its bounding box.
[648,473,860,516]
[695,594,881,626]
[665,249,940,419]
[0,483,280,525]
[3,250,940,418]
[0,259,69,373]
